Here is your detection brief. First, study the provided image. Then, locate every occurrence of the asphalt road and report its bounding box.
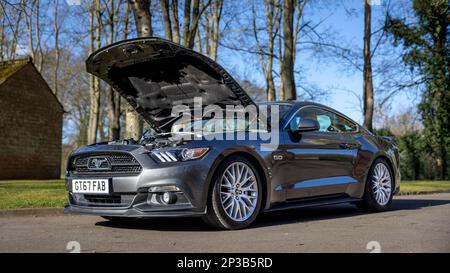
[0,193,449,253]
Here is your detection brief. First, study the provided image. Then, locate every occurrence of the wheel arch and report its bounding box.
[368,154,397,191]
[203,149,271,211]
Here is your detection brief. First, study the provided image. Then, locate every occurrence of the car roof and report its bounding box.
[258,100,330,109]
[259,100,362,127]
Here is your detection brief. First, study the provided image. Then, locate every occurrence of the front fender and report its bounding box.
[202,145,272,210]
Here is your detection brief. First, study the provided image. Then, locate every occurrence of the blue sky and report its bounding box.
[216,0,417,124]
[55,0,416,126]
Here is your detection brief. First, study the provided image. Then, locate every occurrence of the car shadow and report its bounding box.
[253,198,450,228]
[94,197,450,232]
[95,217,216,232]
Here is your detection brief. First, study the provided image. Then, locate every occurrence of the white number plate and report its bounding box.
[72,179,109,194]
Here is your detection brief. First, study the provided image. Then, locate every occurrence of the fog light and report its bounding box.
[162,192,177,204]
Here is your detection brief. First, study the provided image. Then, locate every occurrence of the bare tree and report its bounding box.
[184,0,211,49]
[0,2,24,61]
[19,0,44,70]
[123,0,130,39]
[161,0,172,40]
[276,3,283,100]
[363,0,374,132]
[87,0,102,144]
[171,0,181,43]
[220,0,314,101]
[281,0,296,100]
[0,5,4,61]
[129,0,153,36]
[53,0,60,96]
[202,0,223,60]
[253,0,280,101]
[126,0,153,140]
[106,0,124,141]
[160,0,211,48]
[34,0,43,71]
[23,0,34,61]
[181,0,192,46]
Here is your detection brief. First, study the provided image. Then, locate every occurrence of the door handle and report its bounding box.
[339,143,350,149]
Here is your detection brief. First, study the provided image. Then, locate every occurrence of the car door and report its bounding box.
[274,106,359,200]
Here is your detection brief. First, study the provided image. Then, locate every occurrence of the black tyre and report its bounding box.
[202,155,263,230]
[357,158,394,212]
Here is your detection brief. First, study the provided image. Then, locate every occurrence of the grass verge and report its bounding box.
[0,180,66,209]
[0,179,449,209]
[399,180,450,195]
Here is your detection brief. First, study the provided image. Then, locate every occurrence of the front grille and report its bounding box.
[69,152,142,176]
[84,194,121,205]
[71,193,136,207]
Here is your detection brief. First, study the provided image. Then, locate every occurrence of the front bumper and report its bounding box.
[65,187,206,218]
[65,153,217,218]
[64,144,221,218]
[64,204,205,218]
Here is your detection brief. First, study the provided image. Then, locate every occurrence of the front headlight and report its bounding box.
[150,148,209,163]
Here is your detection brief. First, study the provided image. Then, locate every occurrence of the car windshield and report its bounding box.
[172,104,292,135]
[142,103,293,139]
[171,117,259,135]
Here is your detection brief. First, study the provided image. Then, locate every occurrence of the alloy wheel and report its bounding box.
[219,162,258,222]
[372,163,392,206]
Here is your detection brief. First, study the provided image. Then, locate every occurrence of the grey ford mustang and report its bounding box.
[65,37,400,229]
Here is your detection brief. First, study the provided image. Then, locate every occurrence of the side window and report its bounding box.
[289,107,358,133]
[316,114,332,132]
[289,107,330,131]
[334,115,358,132]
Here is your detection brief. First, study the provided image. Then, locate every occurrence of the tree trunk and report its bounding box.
[161,0,172,40]
[23,0,34,61]
[210,0,223,61]
[186,0,200,49]
[87,1,101,144]
[266,0,277,101]
[281,0,296,100]
[255,0,277,101]
[195,27,202,53]
[107,0,121,141]
[434,14,448,179]
[34,0,44,72]
[363,0,374,132]
[0,11,4,61]
[8,8,22,60]
[276,4,283,100]
[99,111,107,142]
[181,0,191,47]
[171,0,181,43]
[129,0,153,37]
[292,0,305,64]
[123,0,130,39]
[203,0,211,56]
[127,0,153,140]
[53,0,60,96]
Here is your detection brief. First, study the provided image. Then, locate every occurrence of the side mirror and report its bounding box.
[293,119,320,133]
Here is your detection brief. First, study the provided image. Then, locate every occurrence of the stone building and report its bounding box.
[0,58,64,179]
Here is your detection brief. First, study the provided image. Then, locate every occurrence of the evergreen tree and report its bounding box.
[385,0,449,179]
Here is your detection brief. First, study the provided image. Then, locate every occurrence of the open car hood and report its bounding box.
[86,37,256,132]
